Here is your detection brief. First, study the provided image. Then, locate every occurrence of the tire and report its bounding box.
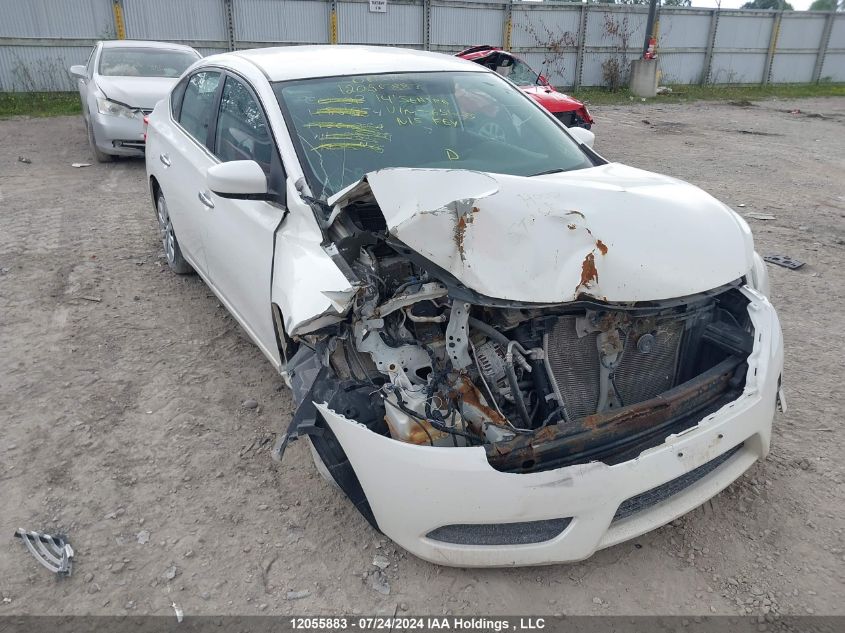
[87,120,114,163]
[155,191,193,274]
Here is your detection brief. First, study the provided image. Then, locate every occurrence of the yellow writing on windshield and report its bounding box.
[313,141,384,153]
[317,97,365,105]
[311,107,369,117]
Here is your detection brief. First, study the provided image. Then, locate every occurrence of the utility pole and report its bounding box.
[643,0,659,58]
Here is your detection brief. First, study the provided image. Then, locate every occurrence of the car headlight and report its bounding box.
[96,97,136,118]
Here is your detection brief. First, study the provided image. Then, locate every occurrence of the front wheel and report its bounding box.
[87,120,114,163]
[156,192,193,274]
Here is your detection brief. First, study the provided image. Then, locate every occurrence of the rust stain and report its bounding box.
[596,239,608,255]
[454,210,476,263]
[485,356,743,471]
[384,413,447,446]
[567,223,577,230]
[576,252,599,292]
[451,375,510,435]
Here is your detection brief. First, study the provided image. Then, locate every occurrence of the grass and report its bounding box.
[1,83,844,118]
[0,92,81,119]
[572,83,845,106]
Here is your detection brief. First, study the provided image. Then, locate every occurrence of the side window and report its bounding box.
[170,75,190,119]
[214,76,272,173]
[178,71,221,147]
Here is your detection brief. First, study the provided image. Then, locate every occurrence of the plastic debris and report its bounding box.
[746,213,776,220]
[72,163,92,168]
[14,528,74,576]
[764,255,804,270]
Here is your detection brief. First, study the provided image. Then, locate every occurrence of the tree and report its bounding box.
[808,0,839,10]
[741,0,794,9]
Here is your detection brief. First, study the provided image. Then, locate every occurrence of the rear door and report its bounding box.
[155,69,222,276]
[202,73,286,366]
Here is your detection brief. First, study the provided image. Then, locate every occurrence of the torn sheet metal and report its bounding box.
[334,165,754,304]
[272,179,357,336]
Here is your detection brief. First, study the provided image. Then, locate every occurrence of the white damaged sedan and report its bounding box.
[145,46,784,567]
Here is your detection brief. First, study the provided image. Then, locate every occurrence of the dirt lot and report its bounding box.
[1,97,843,618]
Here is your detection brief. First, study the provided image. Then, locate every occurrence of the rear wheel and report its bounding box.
[87,120,114,163]
[156,192,193,274]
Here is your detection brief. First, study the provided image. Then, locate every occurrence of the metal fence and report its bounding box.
[1,0,843,91]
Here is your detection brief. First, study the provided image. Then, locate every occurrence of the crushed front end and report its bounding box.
[274,167,783,566]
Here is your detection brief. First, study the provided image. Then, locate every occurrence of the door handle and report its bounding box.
[197,191,215,209]
[159,153,171,167]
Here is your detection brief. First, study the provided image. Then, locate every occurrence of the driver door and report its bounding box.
[202,74,286,368]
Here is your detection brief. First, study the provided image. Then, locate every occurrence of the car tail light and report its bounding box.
[142,115,149,141]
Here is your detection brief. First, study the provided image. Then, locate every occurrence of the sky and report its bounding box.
[690,0,814,9]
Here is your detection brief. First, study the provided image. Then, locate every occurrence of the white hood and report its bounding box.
[96,75,178,110]
[332,164,754,304]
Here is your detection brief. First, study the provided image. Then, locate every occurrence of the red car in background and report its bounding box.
[456,45,593,129]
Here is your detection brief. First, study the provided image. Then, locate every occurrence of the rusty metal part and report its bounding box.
[486,356,744,472]
[451,374,511,436]
[577,252,599,293]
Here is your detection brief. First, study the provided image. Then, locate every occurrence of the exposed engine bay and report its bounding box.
[275,186,756,490]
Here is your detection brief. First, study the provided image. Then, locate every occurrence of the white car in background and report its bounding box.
[145,46,784,567]
[70,40,200,162]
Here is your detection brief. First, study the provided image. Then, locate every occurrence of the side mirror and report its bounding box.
[207,160,268,199]
[69,65,86,79]
[567,126,595,149]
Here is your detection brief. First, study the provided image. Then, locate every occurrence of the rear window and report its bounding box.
[99,48,198,78]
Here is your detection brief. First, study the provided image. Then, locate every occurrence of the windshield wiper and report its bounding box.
[530,168,567,177]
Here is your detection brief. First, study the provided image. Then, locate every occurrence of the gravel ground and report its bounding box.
[0,97,843,618]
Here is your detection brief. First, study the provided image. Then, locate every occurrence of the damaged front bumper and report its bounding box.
[313,287,781,567]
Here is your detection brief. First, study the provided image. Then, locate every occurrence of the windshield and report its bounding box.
[274,71,593,199]
[99,48,198,78]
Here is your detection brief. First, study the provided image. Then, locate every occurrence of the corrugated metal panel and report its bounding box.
[709,52,767,84]
[510,6,581,50]
[828,14,845,49]
[0,45,90,91]
[584,8,647,49]
[657,11,712,50]
[195,47,228,58]
[580,50,639,87]
[234,0,329,44]
[770,53,816,83]
[820,52,845,82]
[0,0,114,39]
[777,14,826,50]
[714,13,774,51]
[658,52,705,85]
[123,0,227,42]
[430,4,505,48]
[515,50,576,87]
[338,0,423,47]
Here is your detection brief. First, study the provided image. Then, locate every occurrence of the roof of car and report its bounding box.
[213,45,487,82]
[100,40,199,54]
